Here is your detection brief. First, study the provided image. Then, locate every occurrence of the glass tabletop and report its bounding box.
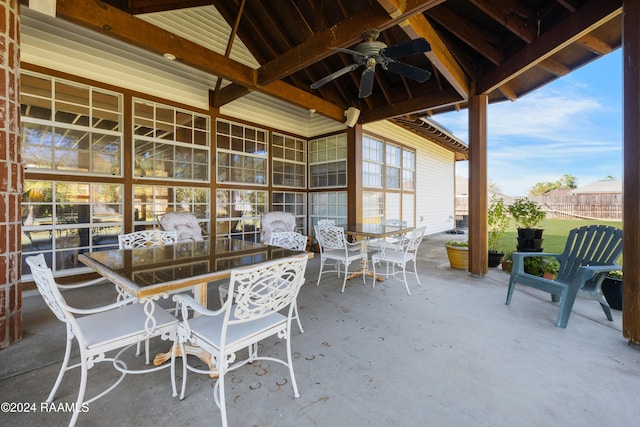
[338,223,414,238]
[79,239,307,297]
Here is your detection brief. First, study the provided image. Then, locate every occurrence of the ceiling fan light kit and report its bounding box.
[311,29,432,99]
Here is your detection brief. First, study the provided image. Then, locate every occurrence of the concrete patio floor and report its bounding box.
[1,232,639,427]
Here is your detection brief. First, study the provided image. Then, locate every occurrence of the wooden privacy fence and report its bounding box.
[529,194,622,221]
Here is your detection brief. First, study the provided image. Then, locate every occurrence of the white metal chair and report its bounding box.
[218,231,308,332]
[170,254,309,427]
[159,211,205,241]
[317,219,336,227]
[25,254,178,427]
[314,225,365,292]
[368,219,408,251]
[118,230,177,249]
[260,211,296,243]
[371,226,425,295]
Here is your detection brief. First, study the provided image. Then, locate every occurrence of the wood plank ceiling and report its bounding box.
[59,0,622,129]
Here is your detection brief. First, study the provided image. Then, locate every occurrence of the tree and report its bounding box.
[529,174,578,195]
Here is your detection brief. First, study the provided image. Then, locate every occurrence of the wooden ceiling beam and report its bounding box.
[54,0,346,122]
[576,33,613,55]
[538,57,570,76]
[103,0,213,15]
[477,0,622,95]
[427,6,504,66]
[470,0,537,44]
[257,0,445,86]
[398,13,471,99]
[360,88,462,123]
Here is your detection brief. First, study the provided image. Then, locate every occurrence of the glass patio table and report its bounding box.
[339,223,414,281]
[79,238,311,369]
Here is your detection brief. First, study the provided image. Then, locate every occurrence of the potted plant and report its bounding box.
[508,197,546,252]
[487,196,509,267]
[601,270,622,310]
[501,251,513,273]
[445,239,468,270]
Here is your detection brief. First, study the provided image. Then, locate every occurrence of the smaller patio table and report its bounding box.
[339,223,414,282]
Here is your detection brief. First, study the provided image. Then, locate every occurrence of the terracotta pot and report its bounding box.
[445,245,468,270]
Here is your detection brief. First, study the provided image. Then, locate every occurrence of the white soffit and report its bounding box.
[364,120,452,156]
[20,8,216,109]
[221,92,345,138]
[138,5,260,69]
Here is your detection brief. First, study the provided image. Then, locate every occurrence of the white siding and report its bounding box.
[364,121,457,235]
[20,8,343,136]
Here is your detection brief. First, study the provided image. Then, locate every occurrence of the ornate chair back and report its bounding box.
[260,211,296,243]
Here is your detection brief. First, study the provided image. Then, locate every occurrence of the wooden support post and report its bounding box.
[623,1,640,346]
[468,95,488,276]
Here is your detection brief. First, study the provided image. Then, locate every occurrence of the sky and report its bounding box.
[432,49,623,197]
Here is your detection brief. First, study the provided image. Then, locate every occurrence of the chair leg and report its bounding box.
[286,329,300,399]
[217,369,228,427]
[505,276,517,305]
[47,333,73,403]
[340,262,349,293]
[599,302,614,321]
[372,259,378,288]
[69,356,89,427]
[294,304,304,333]
[413,260,422,287]
[179,342,188,401]
[316,258,325,287]
[402,264,411,296]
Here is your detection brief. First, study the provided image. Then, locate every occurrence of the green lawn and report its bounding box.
[496,218,622,255]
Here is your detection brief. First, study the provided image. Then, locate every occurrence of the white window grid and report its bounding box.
[21,71,123,176]
[21,180,124,277]
[216,119,268,186]
[272,191,308,235]
[133,98,210,181]
[272,133,307,188]
[215,189,268,241]
[132,185,210,232]
[309,191,348,232]
[309,134,348,189]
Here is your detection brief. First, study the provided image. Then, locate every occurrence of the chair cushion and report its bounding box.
[77,302,177,349]
[185,310,287,352]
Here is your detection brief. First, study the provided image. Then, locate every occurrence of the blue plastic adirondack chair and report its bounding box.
[506,225,623,328]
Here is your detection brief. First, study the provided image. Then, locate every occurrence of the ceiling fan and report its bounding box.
[310,29,432,98]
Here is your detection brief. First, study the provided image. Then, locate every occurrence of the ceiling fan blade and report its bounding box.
[381,38,431,59]
[310,63,360,89]
[359,66,376,98]
[386,61,432,83]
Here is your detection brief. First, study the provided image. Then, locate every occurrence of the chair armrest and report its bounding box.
[511,252,562,276]
[57,276,111,290]
[172,294,224,319]
[63,296,140,315]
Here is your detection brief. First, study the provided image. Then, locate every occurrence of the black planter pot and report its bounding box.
[517,228,544,239]
[488,250,504,268]
[602,278,623,310]
[516,228,544,252]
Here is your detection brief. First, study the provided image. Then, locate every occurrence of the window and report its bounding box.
[272,133,306,188]
[272,191,307,235]
[309,134,347,188]
[309,191,348,231]
[363,136,383,188]
[362,135,416,225]
[133,185,210,233]
[133,99,210,181]
[403,150,416,191]
[22,180,124,275]
[362,191,384,224]
[386,144,402,189]
[21,72,123,176]
[216,189,268,242]
[216,119,268,185]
